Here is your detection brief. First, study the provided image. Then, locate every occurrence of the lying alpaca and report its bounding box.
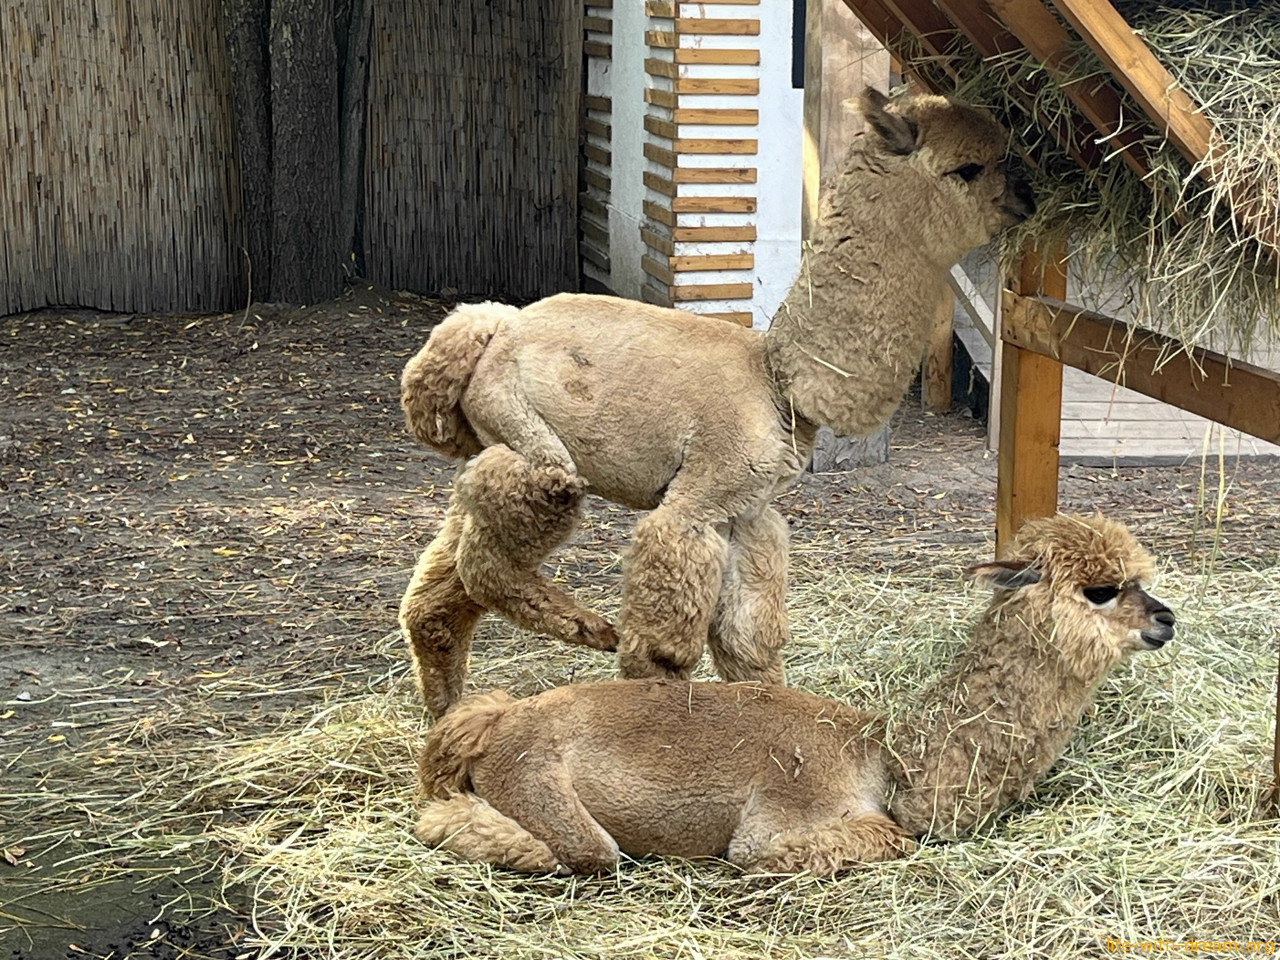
[400,89,1036,717]
[415,514,1175,874]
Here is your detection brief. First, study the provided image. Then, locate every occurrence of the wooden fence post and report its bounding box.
[995,245,1066,554]
[922,286,955,413]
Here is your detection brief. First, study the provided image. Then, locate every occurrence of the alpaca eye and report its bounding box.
[948,163,984,182]
[1083,585,1120,605]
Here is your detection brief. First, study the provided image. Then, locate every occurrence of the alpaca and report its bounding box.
[400,88,1036,717]
[414,515,1175,875]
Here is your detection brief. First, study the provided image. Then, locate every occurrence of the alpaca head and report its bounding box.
[856,88,1036,257]
[968,514,1175,680]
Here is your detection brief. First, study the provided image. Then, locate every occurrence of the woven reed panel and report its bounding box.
[0,0,243,315]
[363,0,581,299]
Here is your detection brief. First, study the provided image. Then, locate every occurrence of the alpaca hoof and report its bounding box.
[578,615,618,652]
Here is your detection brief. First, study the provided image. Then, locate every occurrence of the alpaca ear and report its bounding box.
[967,561,1041,592]
[857,87,918,155]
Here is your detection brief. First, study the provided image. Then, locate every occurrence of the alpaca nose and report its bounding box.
[1001,165,1036,221]
[1141,605,1175,647]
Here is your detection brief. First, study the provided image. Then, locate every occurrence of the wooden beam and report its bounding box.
[922,286,954,414]
[1047,0,1277,260]
[985,0,1151,179]
[999,295,1280,447]
[995,247,1065,555]
[1047,0,1211,164]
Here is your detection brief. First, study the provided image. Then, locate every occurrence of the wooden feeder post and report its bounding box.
[922,287,955,414]
[995,245,1066,554]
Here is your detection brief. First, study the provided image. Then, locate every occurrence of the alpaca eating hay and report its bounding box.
[415,514,1175,875]
[400,89,1036,717]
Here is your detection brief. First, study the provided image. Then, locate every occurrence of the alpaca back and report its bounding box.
[418,689,516,799]
[401,302,518,459]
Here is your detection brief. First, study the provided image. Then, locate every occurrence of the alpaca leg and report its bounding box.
[729,812,914,876]
[616,507,727,680]
[453,445,617,651]
[400,504,487,718]
[473,764,621,874]
[416,793,563,873]
[707,505,790,685]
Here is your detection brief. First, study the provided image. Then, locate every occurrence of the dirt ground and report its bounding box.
[2,285,1278,958]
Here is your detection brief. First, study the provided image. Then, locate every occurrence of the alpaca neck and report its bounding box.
[763,146,962,438]
[886,605,1105,838]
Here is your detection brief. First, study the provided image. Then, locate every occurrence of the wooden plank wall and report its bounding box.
[640,0,760,325]
[363,0,583,300]
[580,0,614,286]
[0,0,243,315]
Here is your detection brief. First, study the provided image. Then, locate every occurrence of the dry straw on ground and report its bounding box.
[16,548,1272,960]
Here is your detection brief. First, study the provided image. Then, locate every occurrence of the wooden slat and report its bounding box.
[645,30,677,48]
[674,77,759,95]
[645,88,678,109]
[583,94,611,112]
[580,240,610,270]
[674,18,759,35]
[671,195,756,213]
[583,169,610,193]
[670,282,753,301]
[700,311,754,326]
[673,108,758,125]
[583,143,611,166]
[642,199,676,227]
[644,57,677,79]
[580,217,609,246]
[640,226,674,257]
[579,193,608,219]
[1001,294,1280,448]
[644,143,677,168]
[584,16,612,33]
[674,48,759,65]
[669,253,753,271]
[645,1,675,16]
[584,0,612,7]
[672,224,756,242]
[674,138,757,155]
[642,255,675,285]
[583,117,611,139]
[642,172,677,197]
[644,116,677,140]
[673,166,757,184]
[640,283,673,307]
[995,248,1065,554]
[583,41,612,59]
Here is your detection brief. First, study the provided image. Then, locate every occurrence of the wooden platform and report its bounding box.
[950,256,1280,465]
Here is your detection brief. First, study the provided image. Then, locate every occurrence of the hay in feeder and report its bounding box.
[940,2,1280,356]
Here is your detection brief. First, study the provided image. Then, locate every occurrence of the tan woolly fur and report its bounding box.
[399,89,1036,716]
[415,514,1175,875]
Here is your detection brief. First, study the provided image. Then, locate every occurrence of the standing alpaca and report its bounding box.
[400,89,1036,716]
[414,515,1175,875]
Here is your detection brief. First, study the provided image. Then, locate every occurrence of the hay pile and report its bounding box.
[949,2,1280,355]
[81,547,1275,959]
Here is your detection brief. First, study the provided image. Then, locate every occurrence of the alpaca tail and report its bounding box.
[418,689,518,799]
[401,302,519,459]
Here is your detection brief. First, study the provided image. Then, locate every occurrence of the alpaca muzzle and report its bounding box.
[1139,600,1176,649]
[1001,167,1037,223]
